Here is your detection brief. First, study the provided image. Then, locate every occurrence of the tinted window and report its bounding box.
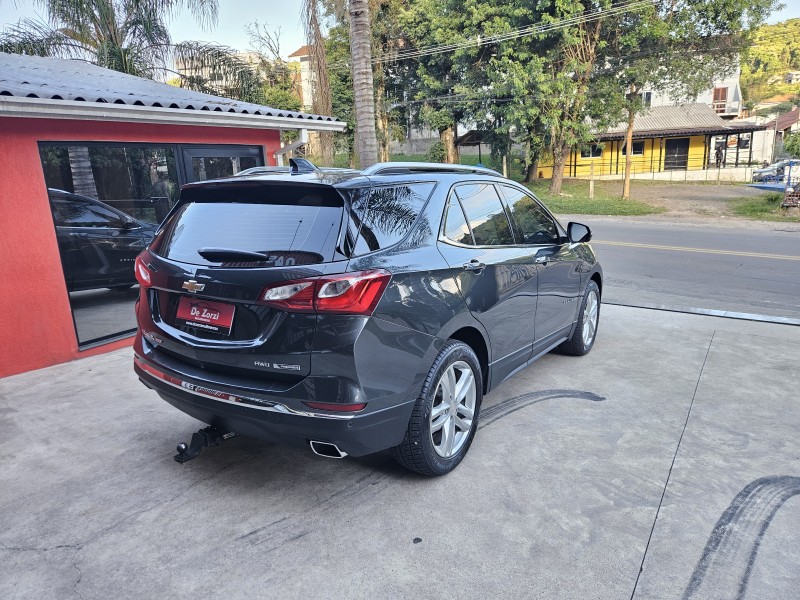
[347,183,434,255]
[153,201,343,266]
[500,186,559,245]
[443,196,473,245]
[51,198,125,228]
[455,184,514,246]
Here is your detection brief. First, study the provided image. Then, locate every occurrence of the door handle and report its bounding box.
[534,255,550,265]
[463,260,485,272]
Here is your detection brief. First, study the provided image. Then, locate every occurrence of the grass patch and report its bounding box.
[732,193,800,222]
[524,180,665,216]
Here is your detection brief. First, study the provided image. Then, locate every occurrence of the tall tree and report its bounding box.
[608,0,779,199]
[349,0,379,167]
[302,0,335,165]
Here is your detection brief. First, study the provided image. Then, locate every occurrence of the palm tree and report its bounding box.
[348,0,379,168]
[0,0,261,101]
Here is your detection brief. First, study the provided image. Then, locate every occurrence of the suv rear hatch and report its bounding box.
[141,180,349,382]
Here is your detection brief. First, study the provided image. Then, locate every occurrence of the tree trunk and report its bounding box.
[622,104,636,200]
[68,146,98,198]
[349,0,379,168]
[376,71,390,163]
[440,126,458,163]
[549,144,569,194]
[302,0,334,166]
[524,160,538,183]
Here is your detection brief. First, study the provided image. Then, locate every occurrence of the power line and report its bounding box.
[328,0,653,70]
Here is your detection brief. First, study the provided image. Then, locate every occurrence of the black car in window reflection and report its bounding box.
[48,189,158,292]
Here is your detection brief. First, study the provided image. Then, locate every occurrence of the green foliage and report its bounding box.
[733,193,800,222]
[784,132,800,158]
[425,142,446,162]
[741,19,800,104]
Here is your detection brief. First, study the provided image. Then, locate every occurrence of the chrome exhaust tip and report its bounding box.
[309,440,348,459]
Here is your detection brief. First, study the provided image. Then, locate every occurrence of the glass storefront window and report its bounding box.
[38,142,264,347]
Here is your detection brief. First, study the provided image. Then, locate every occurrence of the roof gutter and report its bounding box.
[0,96,347,133]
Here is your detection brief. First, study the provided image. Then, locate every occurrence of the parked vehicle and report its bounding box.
[49,189,158,292]
[133,161,602,475]
[752,159,800,183]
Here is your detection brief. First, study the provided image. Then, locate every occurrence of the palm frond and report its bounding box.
[0,18,90,59]
[172,41,264,103]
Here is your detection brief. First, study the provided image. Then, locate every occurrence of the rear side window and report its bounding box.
[454,183,514,246]
[346,182,435,256]
[151,187,344,266]
[51,198,125,228]
[499,185,559,245]
[443,196,473,245]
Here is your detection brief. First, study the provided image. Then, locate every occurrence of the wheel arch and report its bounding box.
[448,326,489,394]
[590,270,602,298]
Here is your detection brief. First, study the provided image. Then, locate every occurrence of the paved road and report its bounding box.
[570,218,800,320]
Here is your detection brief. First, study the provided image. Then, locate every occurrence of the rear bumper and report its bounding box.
[134,354,415,457]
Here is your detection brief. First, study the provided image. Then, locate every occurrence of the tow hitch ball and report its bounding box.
[174,426,237,463]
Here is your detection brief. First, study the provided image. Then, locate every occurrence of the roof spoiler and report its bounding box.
[289,158,320,174]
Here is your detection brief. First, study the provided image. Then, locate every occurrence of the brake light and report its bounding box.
[135,254,151,287]
[260,270,391,315]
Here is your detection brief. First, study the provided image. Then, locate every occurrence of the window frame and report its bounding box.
[621,141,646,156]
[496,183,564,246]
[439,181,563,249]
[580,144,603,159]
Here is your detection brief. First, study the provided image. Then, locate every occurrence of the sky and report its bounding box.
[1,0,799,60]
[0,0,309,58]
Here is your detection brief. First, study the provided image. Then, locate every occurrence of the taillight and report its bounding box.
[135,254,151,287]
[260,270,391,315]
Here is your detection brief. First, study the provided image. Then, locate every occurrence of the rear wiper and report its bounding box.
[197,247,269,262]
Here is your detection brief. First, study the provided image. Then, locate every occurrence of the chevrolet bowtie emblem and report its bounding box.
[182,280,205,293]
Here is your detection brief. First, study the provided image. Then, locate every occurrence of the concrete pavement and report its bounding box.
[0,305,798,599]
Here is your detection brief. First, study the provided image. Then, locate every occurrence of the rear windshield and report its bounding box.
[151,186,344,266]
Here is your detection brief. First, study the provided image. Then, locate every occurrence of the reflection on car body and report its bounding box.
[48,189,158,292]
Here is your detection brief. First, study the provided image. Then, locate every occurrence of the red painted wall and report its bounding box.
[0,116,281,378]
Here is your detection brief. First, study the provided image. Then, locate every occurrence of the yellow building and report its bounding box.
[537,104,765,179]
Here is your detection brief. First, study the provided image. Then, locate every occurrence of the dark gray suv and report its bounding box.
[133,161,602,475]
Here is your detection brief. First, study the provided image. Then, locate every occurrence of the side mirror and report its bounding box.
[567,222,592,244]
[123,220,138,230]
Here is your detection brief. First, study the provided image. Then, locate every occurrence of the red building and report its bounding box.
[0,53,344,378]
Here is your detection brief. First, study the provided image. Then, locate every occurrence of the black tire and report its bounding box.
[392,340,483,476]
[559,280,600,356]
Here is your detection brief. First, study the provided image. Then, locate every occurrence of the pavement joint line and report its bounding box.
[593,240,800,261]
[629,331,716,600]
[602,301,800,327]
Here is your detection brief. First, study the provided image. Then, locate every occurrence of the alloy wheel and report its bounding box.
[582,290,599,348]
[429,361,477,458]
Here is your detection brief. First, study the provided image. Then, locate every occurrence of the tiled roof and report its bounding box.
[599,103,763,140]
[765,107,800,132]
[0,52,339,122]
[288,45,312,58]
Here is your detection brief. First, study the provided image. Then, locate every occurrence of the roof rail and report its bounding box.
[362,162,504,177]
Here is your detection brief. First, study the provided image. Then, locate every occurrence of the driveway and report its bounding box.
[1,305,798,599]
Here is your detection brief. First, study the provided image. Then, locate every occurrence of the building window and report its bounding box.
[642,91,652,108]
[712,87,728,113]
[39,142,264,348]
[580,144,603,159]
[621,141,645,156]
